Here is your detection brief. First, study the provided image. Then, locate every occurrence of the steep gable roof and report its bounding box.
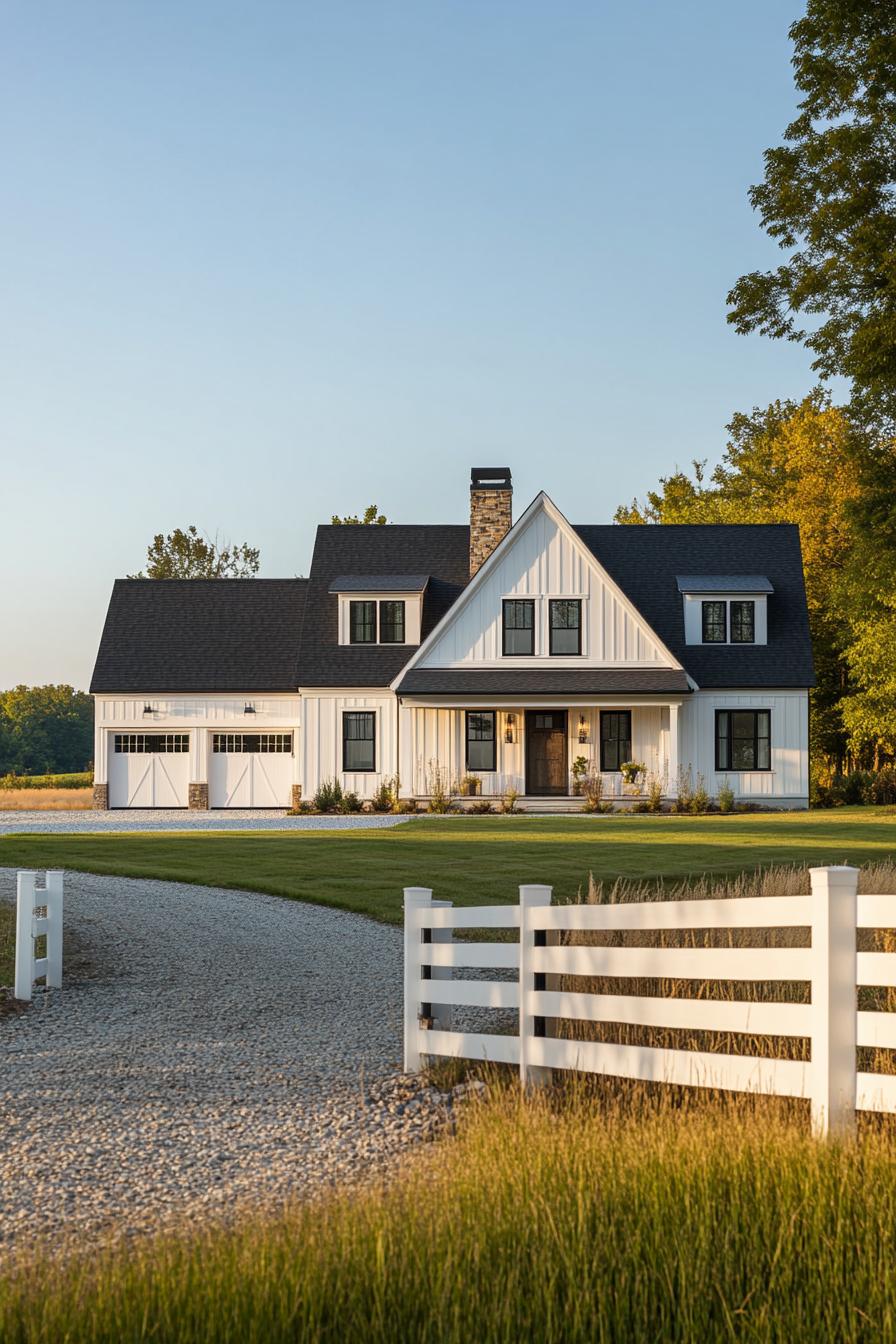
[296,525,470,687]
[90,579,308,693]
[575,524,814,688]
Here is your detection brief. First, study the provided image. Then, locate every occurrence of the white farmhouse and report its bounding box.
[91,469,813,809]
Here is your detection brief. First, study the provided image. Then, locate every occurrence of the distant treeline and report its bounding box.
[0,686,93,776]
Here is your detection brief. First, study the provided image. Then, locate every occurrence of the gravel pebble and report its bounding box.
[0,868,447,1257]
[0,810,410,834]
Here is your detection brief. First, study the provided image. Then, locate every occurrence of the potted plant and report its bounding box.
[571,755,589,796]
[619,761,645,794]
[459,773,482,797]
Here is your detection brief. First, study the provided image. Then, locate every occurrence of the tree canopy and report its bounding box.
[0,685,94,776]
[727,0,896,430]
[130,526,260,579]
[330,505,388,526]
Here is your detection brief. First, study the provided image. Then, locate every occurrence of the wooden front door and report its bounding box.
[525,711,568,796]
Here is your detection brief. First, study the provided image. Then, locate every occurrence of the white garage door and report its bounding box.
[108,733,191,808]
[209,732,294,808]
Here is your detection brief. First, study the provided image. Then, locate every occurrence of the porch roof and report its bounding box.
[395,668,691,696]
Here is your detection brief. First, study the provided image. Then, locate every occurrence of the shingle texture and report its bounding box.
[297,525,470,687]
[90,580,307,693]
[397,669,691,695]
[575,524,813,688]
[328,574,430,593]
[675,575,774,594]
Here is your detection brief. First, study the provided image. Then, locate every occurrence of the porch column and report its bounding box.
[667,703,680,799]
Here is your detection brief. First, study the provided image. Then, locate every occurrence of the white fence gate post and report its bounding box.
[519,883,553,1088]
[45,870,64,990]
[14,871,37,1001]
[809,865,858,1137]
[403,886,432,1073]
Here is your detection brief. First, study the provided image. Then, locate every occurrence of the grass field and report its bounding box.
[0,809,894,923]
[4,1086,896,1342]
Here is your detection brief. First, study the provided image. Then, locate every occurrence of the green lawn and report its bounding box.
[1,808,895,924]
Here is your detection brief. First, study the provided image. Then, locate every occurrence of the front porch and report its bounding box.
[398,700,684,802]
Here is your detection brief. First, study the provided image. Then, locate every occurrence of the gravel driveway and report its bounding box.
[0,868,439,1257]
[0,810,410,834]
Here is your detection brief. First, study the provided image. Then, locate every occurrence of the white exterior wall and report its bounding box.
[93,695,302,789]
[678,688,809,804]
[300,691,398,799]
[417,508,675,669]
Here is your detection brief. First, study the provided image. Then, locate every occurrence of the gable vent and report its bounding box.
[469,467,512,576]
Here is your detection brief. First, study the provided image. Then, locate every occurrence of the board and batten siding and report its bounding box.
[93,695,301,787]
[678,689,809,802]
[417,509,675,669]
[300,692,398,799]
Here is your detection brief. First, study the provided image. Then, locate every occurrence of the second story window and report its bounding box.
[730,600,755,643]
[702,600,727,643]
[379,601,405,643]
[503,599,535,656]
[549,600,581,655]
[349,600,376,644]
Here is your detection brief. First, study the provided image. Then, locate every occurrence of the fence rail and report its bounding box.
[403,866,896,1136]
[15,870,63,1001]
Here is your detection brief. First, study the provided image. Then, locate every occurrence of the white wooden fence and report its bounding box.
[15,870,63,1001]
[404,866,896,1136]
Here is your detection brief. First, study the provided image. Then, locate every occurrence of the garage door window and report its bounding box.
[212,734,293,753]
[114,734,189,752]
[343,712,376,771]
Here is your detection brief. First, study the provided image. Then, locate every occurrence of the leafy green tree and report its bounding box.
[330,505,388,526]
[0,686,94,775]
[130,526,260,579]
[727,0,896,429]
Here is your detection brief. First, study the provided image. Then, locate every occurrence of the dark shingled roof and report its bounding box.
[90,579,307,693]
[675,575,774,594]
[397,669,691,696]
[297,525,470,687]
[574,524,813,688]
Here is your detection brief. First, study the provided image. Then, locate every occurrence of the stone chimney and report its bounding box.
[469,467,512,576]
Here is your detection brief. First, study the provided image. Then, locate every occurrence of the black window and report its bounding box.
[600,711,632,772]
[702,601,727,643]
[349,601,377,644]
[212,734,292,753]
[716,710,771,771]
[379,600,405,643]
[730,600,755,644]
[466,711,496,771]
[343,711,375,771]
[549,599,581,655]
[114,734,189,753]
[503,599,535,655]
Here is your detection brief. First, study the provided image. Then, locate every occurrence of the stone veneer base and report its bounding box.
[188,783,209,810]
[92,783,109,811]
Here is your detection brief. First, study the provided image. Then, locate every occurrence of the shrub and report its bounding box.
[338,791,363,813]
[717,778,735,814]
[427,762,455,814]
[0,771,93,790]
[676,766,694,813]
[690,772,709,815]
[581,770,613,814]
[570,756,589,796]
[644,772,664,813]
[469,799,494,814]
[870,766,896,806]
[499,788,520,815]
[313,778,343,813]
[396,798,418,814]
[371,775,400,812]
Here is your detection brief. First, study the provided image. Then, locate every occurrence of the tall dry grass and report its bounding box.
[552,862,896,1076]
[0,788,94,811]
[3,1087,896,1341]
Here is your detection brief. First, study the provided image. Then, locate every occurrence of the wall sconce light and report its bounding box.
[244,702,256,715]
[577,715,590,744]
[504,713,516,744]
[142,703,153,716]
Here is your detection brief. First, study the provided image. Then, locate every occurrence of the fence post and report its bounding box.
[519,883,553,1089]
[14,871,37,1002]
[809,865,858,1137]
[403,886,433,1073]
[45,870,64,990]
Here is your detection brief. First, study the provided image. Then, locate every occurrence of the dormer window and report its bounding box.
[349,600,377,644]
[731,600,755,643]
[702,601,727,643]
[379,601,405,644]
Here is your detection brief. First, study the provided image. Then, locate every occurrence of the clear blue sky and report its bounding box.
[1,0,819,690]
